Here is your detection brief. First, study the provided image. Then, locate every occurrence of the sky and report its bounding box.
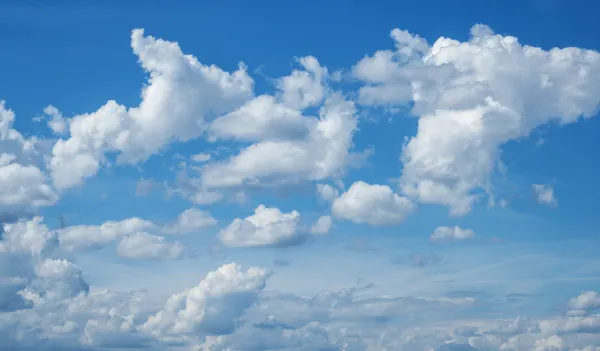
[1,0,600,350]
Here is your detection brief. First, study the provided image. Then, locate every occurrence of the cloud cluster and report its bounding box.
[354,24,600,215]
[1,22,600,351]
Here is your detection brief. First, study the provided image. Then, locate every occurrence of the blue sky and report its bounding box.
[1,1,600,350]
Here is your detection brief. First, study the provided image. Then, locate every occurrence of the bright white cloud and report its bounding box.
[0,101,57,221]
[49,28,254,190]
[569,291,600,311]
[200,91,363,188]
[533,183,558,207]
[354,24,600,215]
[332,181,415,226]
[218,205,304,247]
[430,225,476,242]
[140,263,268,341]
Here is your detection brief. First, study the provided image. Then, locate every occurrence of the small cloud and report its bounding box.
[430,226,475,242]
[532,183,558,207]
[190,153,211,163]
[406,253,443,267]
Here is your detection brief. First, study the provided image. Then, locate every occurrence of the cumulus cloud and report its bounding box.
[58,207,215,256]
[0,101,57,221]
[332,181,415,226]
[533,183,558,207]
[354,24,600,215]
[201,93,363,189]
[430,226,476,242]
[140,263,268,341]
[218,205,305,247]
[49,28,254,190]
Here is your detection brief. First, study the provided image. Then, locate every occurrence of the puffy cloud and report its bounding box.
[0,101,57,220]
[116,232,184,260]
[49,28,253,190]
[354,24,600,215]
[162,207,217,235]
[209,94,314,142]
[277,56,328,110]
[200,92,362,188]
[332,181,415,226]
[569,291,600,312]
[218,205,305,247]
[430,225,475,242]
[140,263,268,341]
[533,184,558,207]
[310,215,332,234]
[58,207,215,254]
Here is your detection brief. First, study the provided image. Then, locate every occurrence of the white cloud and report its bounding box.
[430,225,476,242]
[58,207,216,253]
[42,105,68,135]
[0,101,57,220]
[332,181,415,226]
[354,24,600,215]
[209,94,314,142]
[218,205,304,247]
[190,153,211,163]
[310,215,332,234]
[162,207,217,235]
[533,183,558,207]
[58,217,157,252]
[569,291,600,311]
[200,91,362,188]
[116,232,184,260]
[140,263,268,340]
[277,56,328,110]
[49,28,254,190]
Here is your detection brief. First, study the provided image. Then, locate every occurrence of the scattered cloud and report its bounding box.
[532,183,558,207]
[431,226,476,242]
[332,181,415,226]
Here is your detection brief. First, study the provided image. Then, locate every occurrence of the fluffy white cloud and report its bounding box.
[201,94,362,189]
[116,232,184,260]
[49,28,254,190]
[569,291,600,312]
[140,263,268,341]
[533,184,558,207]
[218,205,304,247]
[354,24,600,215]
[209,94,314,142]
[162,207,217,235]
[0,101,57,220]
[277,56,328,110]
[430,225,476,242]
[310,215,332,234]
[332,181,415,226]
